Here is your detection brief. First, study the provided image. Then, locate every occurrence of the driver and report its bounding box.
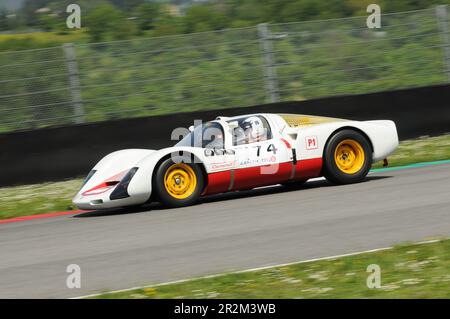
[241,116,267,143]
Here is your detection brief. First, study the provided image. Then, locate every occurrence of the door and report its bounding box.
[230,115,292,190]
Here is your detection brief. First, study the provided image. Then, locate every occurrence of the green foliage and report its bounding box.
[3,1,450,46]
[37,13,59,32]
[0,8,9,31]
[85,4,117,41]
[109,0,146,12]
[8,0,450,36]
[133,2,160,31]
[20,0,49,26]
[183,4,230,33]
[85,3,135,41]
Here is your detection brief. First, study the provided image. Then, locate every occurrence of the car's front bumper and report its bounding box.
[72,191,149,210]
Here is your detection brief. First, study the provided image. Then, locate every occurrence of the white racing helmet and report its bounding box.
[242,116,265,141]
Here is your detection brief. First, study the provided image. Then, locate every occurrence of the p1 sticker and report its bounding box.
[305,136,318,150]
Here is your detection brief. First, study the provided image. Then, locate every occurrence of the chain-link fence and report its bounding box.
[1,6,449,133]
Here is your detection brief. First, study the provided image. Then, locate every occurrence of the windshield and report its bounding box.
[175,121,224,149]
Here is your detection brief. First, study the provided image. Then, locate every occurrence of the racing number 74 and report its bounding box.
[254,144,277,157]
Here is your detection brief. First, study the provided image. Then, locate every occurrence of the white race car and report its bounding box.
[73,113,398,210]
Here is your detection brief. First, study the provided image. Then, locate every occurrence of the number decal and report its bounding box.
[252,144,276,156]
[256,145,261,157]
[267,143,277,154]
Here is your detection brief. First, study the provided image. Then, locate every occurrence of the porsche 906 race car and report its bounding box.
[73,113,398,209]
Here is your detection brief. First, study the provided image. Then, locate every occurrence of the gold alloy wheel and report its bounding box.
[334,139,365,174]
[164,163,197,199]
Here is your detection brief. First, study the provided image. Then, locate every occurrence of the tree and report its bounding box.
[37,13,59,32]
[85,3,139,41]
[134,2,160,31]
[112,18,138,40]
[20,0,50,26]
[183,4,230,33]
[109,0,145,12]
[0,8,9,31]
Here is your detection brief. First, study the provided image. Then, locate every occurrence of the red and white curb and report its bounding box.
[0,210,86,225]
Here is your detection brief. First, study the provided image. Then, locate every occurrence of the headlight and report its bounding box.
[109,167,139,200]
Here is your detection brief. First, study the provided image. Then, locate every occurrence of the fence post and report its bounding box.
[436,5,450,82]
[257,23,280,103]
[63,43,85,124]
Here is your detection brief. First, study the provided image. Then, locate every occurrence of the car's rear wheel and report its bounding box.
[323,129,372,184]
[154,157,204,208]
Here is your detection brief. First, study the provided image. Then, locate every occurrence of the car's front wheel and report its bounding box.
[323,129,372,184]
[154,157,204,208]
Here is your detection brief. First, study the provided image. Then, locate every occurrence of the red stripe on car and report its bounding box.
[203,158,322,195]
[294,157,323,179]
[81,169,128,196]
[203,170,231,195]
[233,162,292,190]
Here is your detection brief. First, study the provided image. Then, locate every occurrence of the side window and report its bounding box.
[230,116,272,146]
[174,121,224,148]
[258,116,272,140]
[203,123,224,149]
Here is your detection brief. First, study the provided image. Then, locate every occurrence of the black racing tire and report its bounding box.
[323,129,372,184]
[153,156,204,208]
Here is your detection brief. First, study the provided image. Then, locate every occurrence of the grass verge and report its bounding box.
[0,179,83,219]
[372,134,450,168]
[1,134,449,220]
[90,239,450,299]
[0,30,87,51]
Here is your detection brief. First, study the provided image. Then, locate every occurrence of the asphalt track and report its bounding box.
[1,163,449,298]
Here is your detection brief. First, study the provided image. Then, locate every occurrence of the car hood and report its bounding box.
[78,148,156,195]
[277,113,347,128]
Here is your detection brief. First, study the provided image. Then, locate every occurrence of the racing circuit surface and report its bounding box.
[1,163,449,298]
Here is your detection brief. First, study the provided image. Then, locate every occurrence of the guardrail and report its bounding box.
[1,83,449,187]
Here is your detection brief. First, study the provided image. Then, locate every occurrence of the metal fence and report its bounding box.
[1,6,449,133]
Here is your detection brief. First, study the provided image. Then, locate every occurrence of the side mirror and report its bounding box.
[188,125,194,132]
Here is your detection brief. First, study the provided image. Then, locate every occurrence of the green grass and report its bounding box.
[0,134,449,220]
[91,239,450,299]
[372,134,450,168]
[0,179,83,219]
[0,30,88,52]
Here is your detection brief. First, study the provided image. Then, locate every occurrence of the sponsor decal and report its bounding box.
[210,161,234,171]
[239,155,277,166]
[205,148,235,157]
